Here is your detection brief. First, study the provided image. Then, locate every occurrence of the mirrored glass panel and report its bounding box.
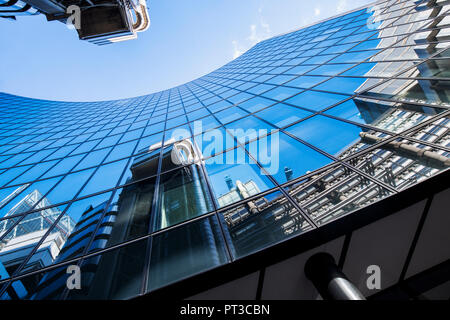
[153,163,214,232]
[1,266,66,300]
[245,131,333,184]
[2,240,148,300]
[285,165,394,225]
[147,215,228,292]
[219,190,313,259]
[285,115,391,157]
[405,114,450,148]
[325,97,446,133]
[362,78,450,106]
[347,138,450,191]
[204,148,276,208]
[67,240,147,300]
[0,192,113,280]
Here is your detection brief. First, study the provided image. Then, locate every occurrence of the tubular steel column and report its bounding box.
[305,252,366,300]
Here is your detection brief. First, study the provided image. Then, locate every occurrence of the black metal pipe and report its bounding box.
[305,252,366,300]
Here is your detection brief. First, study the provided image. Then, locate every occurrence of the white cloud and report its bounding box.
[232,40,244,59]
[247,8,272,45]
[337,0,348,13]
[248,24,259,43]
[259,8,271,35]
[232,7,272,59]
[314,8,321,16]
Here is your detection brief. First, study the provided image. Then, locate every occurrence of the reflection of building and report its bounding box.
[221,97,449,257]
[0,261,27,299]
[0,189,74,297]
[65,139,222,299]
[356,0,450,103]
[287,108,450,226]
[218,173,313,257]
[222,189,310,258]
[218,178,260,208]
[0,0,38,18]
[82,140,218,298]
[116,139,212,234]
[30,200,117,299]
[0,0,150,45]
[30,139,220,299]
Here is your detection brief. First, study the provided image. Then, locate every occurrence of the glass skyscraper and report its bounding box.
[0,0,449,300]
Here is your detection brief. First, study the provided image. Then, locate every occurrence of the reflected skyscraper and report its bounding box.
[29,138,222,299]
[0,188,74,298]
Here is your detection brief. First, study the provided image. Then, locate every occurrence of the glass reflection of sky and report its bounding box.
[246,132,333,184]
[255,103,312,128]
[205,149,275,202]
[285,115,365,157]
[286,90,350,112]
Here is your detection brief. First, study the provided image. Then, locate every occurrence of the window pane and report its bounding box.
[219,190,313,259]
[147,215,228,292]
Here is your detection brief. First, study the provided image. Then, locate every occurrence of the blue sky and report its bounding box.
[0,0,374,101]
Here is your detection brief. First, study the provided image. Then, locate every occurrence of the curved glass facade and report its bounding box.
[0,0,449,300]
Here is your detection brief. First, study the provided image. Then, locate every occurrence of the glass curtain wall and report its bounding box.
[0,0,449,300]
